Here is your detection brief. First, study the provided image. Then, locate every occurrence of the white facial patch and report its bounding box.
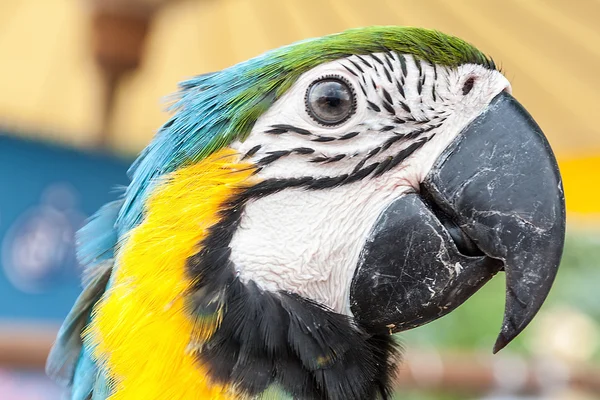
[229,53,510,315]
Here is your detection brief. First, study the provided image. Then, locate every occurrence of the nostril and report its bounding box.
[462,77,476,95]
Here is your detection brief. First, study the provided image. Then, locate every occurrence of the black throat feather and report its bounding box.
[186,185,402,400]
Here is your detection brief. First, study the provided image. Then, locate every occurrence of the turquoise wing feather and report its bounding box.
[46,200,123,399]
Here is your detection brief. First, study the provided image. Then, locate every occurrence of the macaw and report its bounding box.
[47,26,566,400]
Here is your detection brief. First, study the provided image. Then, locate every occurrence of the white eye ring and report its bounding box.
[305,75,357,127]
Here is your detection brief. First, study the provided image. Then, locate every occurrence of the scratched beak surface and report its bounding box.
[351,92,566,352]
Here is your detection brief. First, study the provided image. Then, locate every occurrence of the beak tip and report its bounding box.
[493,333,510,354]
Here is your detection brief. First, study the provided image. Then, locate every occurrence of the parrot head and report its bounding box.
[48,26,566,400]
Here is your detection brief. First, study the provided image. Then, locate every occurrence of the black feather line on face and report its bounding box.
[383,65,393,84]
[352,157,368,174]
[258,150,291,166]
[242,145,261,159]
[348,59,364,73]
[378,137,432,176]
[312,136,337,143]
[395,79,405,99]
[265,127,288,135]
[256,125,362,162]
[397,53,408,76]
[325,154,346,163]
[371,53,384,65]
[384,51,395,66]
[381,88,394,106]
[370,77,378,91]
[367,100,381,113]
[399,101,412,114]
[293,147,316,155]
[339,131,360,140]
[270,124,312,136]
[382,101,395,115]
[414,57,423,76]
[342,64,359,77]
[356,54,373,69]
[365,146,382,160]
[359,81,368,96]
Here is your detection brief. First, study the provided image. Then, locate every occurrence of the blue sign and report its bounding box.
[0,134,131,321]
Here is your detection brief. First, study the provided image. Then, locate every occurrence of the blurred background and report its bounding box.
[0,0,599,399]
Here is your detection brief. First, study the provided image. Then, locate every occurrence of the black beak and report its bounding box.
[350,92,566,352]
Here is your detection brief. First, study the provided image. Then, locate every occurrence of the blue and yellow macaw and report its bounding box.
[47,26,565,400]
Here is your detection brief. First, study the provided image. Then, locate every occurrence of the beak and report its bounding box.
[350,92,566,352]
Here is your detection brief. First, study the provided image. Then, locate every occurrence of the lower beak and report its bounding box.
[350,92,566,352]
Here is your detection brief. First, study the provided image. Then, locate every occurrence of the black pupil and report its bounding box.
[307,79,353,125]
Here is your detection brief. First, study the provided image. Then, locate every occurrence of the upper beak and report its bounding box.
[350,92,566,352]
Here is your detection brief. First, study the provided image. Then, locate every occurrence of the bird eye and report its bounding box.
[305,77,356,126]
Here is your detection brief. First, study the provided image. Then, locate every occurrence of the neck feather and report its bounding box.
[188,176,402,400]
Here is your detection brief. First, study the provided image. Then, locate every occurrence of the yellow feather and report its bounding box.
[85,149,256,400]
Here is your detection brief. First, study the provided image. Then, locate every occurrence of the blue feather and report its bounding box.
[47,200,122,398]
[45,261,110,388]
[70,344,99,400]
[77,199,123,272]
[91,369,112,400]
